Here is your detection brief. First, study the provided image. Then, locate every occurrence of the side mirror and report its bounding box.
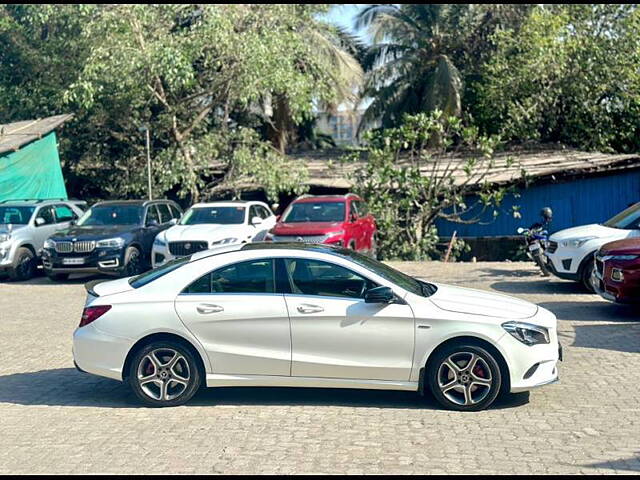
[35,217,45,226]
[251,216,263,226]
[350,212,358,223]
[364,286,395,304]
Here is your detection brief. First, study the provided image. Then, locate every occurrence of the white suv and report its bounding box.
[151,201,276,267]
[0,199,86,280]
[545,202,640,291]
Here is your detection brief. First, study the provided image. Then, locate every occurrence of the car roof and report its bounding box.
[292,194,359,204]
[190,201,256,208]
[0,198,75,207]
[189,242,353,262]
[93,200,174,207]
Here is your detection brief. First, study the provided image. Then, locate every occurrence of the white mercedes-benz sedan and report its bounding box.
[74,243,561,411]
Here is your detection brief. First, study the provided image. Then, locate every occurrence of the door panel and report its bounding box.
[285,295,415,381]
[175,293,291,376]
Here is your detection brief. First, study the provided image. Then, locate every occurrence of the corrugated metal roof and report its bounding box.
[292,145,640,189]
[0,114,74,155]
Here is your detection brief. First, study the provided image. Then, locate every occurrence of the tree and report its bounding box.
[355,4,532,132]
[475,4,640,152]
[345,111,512,260]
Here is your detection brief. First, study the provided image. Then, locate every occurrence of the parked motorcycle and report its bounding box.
[517,207,553,276]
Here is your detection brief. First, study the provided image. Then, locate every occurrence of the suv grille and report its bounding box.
[547,241,558,254]
[169,241,208,256]
[54,241,96,254]
[272,234,329,244]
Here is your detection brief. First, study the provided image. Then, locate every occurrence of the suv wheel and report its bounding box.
[427,343,502,411]
[9,247,36,281]
[122,246,142,277]
[128,341,202,407]
[581,257,596,293]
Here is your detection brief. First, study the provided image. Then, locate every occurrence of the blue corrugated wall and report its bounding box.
[435,170,640,237]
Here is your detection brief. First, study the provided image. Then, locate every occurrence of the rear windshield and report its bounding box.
[603,203,640,229]
[129,255,192,288]
[180,206,245,225]
[283,201,345,223]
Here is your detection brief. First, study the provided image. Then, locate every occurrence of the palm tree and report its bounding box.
[355,4,532,132]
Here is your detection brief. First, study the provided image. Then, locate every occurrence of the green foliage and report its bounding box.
[345,111,508,260]
[0,4,357,202]
[475,4,640,152]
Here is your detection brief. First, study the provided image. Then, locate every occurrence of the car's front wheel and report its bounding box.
[9,247,36,281]
[427,343,502,411]
[128,341,202,407]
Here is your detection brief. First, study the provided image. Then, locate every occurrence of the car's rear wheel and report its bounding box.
[9,247,36,281]
[128,341,201,407]
[122,246,142,277]
[427,343,502,411]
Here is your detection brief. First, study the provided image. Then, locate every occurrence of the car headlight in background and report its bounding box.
[211,238,238,246]
[561,237,597,248]
[502,321,550,346]
[0,233,11,243]
[44,238,56,249]
[153,236,167,247]
[96,237,125,248]
[326,230,345,238]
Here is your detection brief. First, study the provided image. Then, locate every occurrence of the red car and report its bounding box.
[265,194,377,256]
[592,238,640,303]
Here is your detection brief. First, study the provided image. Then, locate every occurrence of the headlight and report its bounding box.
[211,238,238,246]
[0,233,11,243]
[326,230,345,238]
[502,321,550,346]
[153,236,167,247]
[561,237,597,248]
[44,238,56,249]
[607,254,639,261]
[96,237,125,248]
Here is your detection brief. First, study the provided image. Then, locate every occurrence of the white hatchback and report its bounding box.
[74,244,561,411]
[151,201,276,267]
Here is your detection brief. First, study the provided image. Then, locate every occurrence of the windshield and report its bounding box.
[180,206,245,225]
[77,205,143,226]
[283,201,345,223]
[0,206,35,225]
[603,203,640,229]
[129,255,192,288]
[337,248,434,297]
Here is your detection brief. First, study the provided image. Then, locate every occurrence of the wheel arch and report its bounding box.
[17,243,37,256]
[122,332,208,382]
[421,335,511,396]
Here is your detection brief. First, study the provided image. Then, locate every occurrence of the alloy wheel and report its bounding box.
[437,352,493,406]
[136,348,191,401]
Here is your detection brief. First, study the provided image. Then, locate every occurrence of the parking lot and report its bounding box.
[1,260,639,475]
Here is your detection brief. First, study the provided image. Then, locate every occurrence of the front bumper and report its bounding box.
[42,247,126,276]
[592,259,640,303]
[545,247,581,280]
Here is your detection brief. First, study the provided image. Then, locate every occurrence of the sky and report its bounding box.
[324,4,368,38]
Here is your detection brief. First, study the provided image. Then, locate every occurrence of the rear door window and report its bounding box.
[184,259,275,294]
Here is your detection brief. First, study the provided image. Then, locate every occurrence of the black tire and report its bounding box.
[128,340,202,407]
[122,246,142,277]
[533,251,550,276]
[427,343,502,412]
[581,257,596,293]
[9,247,36,281]
[46,271,69,282]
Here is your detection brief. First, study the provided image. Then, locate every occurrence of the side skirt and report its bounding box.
[206,374,419,391]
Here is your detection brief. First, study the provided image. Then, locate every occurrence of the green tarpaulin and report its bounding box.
[0,132,68,201]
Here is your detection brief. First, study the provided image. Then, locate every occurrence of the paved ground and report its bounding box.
[0,261,639,474]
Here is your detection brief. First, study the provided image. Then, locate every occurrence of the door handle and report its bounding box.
[197,303,224,314]
[297,304,324,314]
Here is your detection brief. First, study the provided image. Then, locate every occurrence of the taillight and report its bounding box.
[79,305,112,328]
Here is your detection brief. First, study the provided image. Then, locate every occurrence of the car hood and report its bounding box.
[0,224,27,235]
[272,221,343,236]
[161,224,248,242]
[549,223,634,242]
[428,284,539,320]
[51,225,135,240]
[599,238,640,255]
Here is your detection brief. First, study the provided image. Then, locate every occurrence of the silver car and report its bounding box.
[0,199,85,280]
